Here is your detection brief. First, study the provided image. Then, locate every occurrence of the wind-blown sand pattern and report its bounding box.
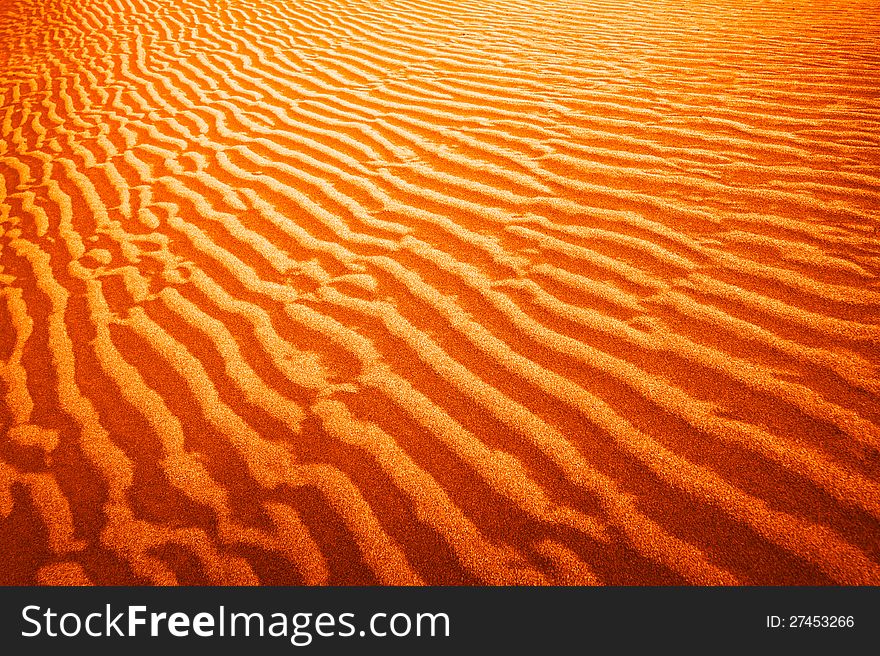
[1,0,879,586]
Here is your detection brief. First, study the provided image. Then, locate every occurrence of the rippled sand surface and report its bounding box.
[1,0,879,585]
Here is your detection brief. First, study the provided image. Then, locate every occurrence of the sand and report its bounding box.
[1,0,879,585]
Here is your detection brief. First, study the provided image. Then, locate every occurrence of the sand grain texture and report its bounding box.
[1,0,879,585]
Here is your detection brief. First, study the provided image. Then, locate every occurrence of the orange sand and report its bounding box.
[1,0,879,585]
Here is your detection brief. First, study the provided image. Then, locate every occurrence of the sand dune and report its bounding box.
[1,0,879,585]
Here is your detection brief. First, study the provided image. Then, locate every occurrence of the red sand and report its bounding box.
[1,0,879,585]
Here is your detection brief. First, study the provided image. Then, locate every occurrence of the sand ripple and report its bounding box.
[1,0,879,584]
